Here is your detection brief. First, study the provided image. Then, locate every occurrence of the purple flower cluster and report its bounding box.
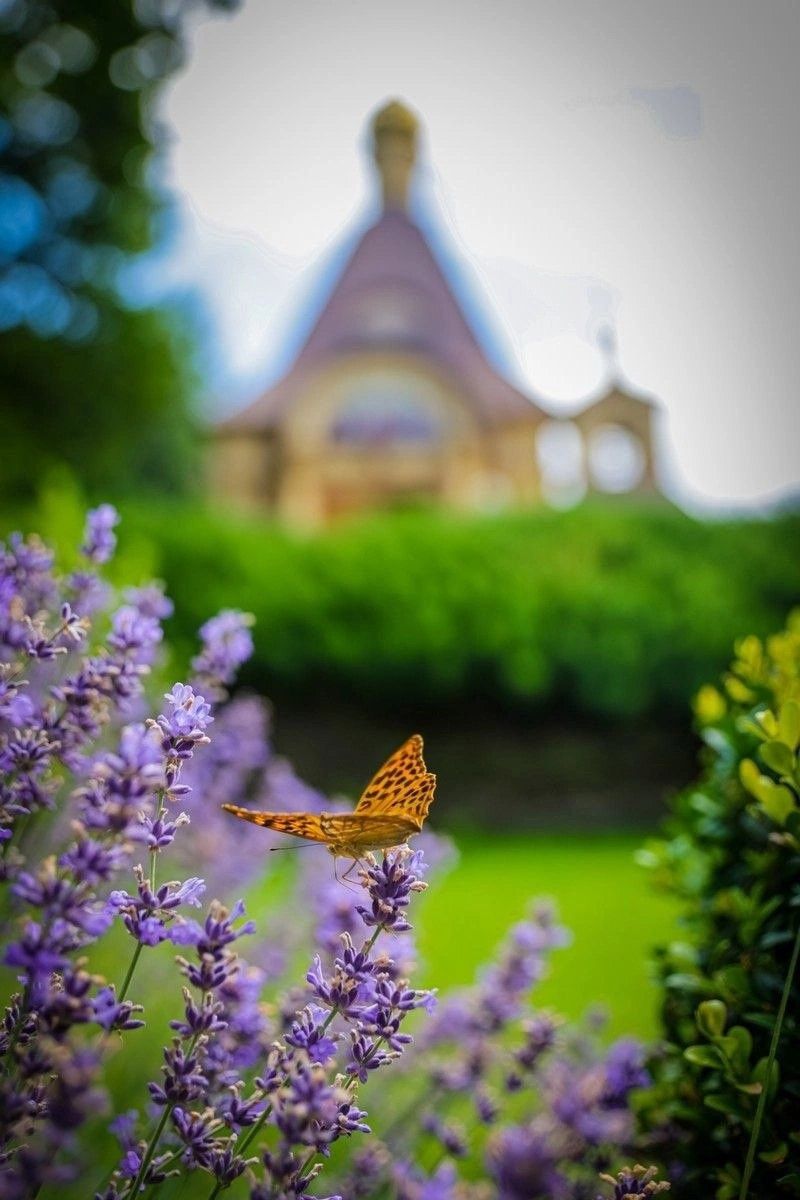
[230,848,434,1198]
[348,899,653,1200]
[192,609,255,699]
[96,848,434,1200]
[99,900,259,1197]
[0,511,258,1197]
[0,508,665,1199]
[81,504,120,565]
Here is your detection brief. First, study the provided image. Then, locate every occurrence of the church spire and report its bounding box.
[597,323,620,384]
[372,99,418,212]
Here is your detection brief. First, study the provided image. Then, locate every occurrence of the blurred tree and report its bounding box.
[0,0,236,500]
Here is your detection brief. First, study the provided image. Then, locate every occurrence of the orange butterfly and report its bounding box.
[222,734,436,868]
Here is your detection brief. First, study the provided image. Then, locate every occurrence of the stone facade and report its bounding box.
[209,101,660,526]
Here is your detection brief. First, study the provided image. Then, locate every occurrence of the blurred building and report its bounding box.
[209,101,659,524]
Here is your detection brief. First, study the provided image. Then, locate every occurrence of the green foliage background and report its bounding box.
[113,500,800,721]
[0,309,200,499]
[641,614,800,1198]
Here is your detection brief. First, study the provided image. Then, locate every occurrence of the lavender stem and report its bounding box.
[117,941,144,1006]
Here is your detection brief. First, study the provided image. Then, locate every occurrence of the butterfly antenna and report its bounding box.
[267,843,321,852]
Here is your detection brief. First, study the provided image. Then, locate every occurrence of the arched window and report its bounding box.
[535,419,586,507]
[587,423,646,493]
[330,376,444,446]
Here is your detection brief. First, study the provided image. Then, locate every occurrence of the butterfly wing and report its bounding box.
[396,774,437,826]
[221,807,418,851]
[320,812,420,849]
[354,734,436,830]
[221,805,328,843]
[223,734,436,851]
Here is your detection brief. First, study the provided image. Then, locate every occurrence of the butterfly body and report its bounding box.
[221,734,435,861]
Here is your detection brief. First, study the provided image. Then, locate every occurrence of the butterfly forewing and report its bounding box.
[220,805,329,842]
[354,733,436,823]
[398,775,437,827]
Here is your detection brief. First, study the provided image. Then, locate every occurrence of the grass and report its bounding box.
[91,833,673,1068]
[415,831,677,1039]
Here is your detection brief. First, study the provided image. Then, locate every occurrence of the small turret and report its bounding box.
[372,99,418,211]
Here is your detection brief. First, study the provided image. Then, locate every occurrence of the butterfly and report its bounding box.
[222,734,435,872]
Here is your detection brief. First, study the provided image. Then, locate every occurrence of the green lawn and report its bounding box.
[415,832,677,1039]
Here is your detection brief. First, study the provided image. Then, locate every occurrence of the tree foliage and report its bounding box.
[0,0,236,499]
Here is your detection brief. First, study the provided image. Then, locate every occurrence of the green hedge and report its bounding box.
[639,614,800,1197]
[102,499,800,720]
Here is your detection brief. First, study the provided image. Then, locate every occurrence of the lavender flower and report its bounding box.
[174,695,272,897]
[192,609,255,697]
[81,504,120,564]
[393,1160,463,1200]
[107,604,163,665]
[0,532,56,650]
[356,849,428,933]
[598,1164,671,1197]
[487,1120,570,1200]
[286,1005,339,1064]
[110,866,206,946]
[339,1144,391,1199]
[154,683,213,759]
[602,1038,651,1104]
[92,987,145,1033]
[421,902,568,1064]
[124,583,174,621]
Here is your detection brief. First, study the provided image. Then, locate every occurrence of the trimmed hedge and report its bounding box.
[105,500,800,721]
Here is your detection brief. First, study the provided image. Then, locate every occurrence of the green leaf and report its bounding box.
[759,739,796,778]
[740,757,763,797]
[665,972,711,994]
[759,1141,788,1165]
[704,1093,744,1116]
[714,964,752,1001]
[697,999,728,1038]
[685,1043,723,1068]
[779,699,800,750]
[753,708,779,739]
[718,1025,753,1073]
[753,1055,780,1100]
[733,1079,762,1095]
[741,758,798,823]
[667,941,700,968]
[760,783,798,825]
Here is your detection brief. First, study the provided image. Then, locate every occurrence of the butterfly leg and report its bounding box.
[334,856,357,889]
[341,858,361,882]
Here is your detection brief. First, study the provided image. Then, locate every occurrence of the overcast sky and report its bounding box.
[155,0,800,511]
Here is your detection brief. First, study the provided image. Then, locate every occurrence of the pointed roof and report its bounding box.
[218,102,544,435]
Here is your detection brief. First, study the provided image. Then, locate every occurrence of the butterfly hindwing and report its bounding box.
[320,812,420,848]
